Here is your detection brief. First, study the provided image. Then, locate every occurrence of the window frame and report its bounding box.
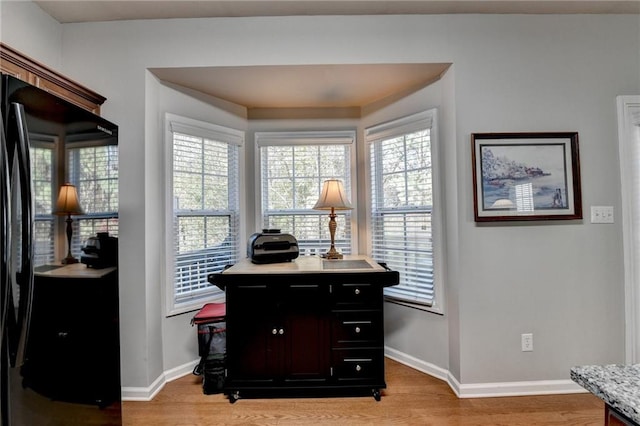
[66,141,119,259]
[365,109,444,314]
[30,135,57,266]
[165,113,244,316]
[255,130,357,256]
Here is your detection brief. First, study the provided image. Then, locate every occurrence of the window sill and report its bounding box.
[384,297,444,315]
[166,293,225,318]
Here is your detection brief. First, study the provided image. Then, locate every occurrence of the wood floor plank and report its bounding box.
[122,358,603,425]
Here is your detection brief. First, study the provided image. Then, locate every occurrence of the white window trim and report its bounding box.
[254,130,358,254]
[164,113,244,316]
[618,95,640,363]
[364,109,445,314]
[30,135,58,265]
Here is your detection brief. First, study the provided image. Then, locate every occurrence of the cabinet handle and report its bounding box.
[58,332,68,338]
[272,328,278,335]
[279,328,284,335]
[355,326,361,333]
[354,288,360,295]
[355,364,362,372]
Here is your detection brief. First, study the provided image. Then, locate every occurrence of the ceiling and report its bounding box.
[149,63,451,116]
[33,1,639,117]
[34,1,640,23]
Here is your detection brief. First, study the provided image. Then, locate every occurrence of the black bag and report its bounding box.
[192,304,226,395]
[193,322,226,394]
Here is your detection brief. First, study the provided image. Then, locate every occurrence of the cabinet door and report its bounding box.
[280,284,330,383]
[225,284,280,384]
[23,272,120,404]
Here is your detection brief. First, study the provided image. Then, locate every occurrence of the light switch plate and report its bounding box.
[590,206,614,224]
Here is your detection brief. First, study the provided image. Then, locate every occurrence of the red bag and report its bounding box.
[191,303,225,325]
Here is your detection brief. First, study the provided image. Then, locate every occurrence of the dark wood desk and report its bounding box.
[209,255,398,403]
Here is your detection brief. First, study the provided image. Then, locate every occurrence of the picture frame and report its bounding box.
[471,132,582,222]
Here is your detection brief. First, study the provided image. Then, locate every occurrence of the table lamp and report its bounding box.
[313,179,353,259]
[54,183,84,264]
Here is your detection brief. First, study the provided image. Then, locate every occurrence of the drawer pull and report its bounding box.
[279,328,284,335]
[354,288,360,295]
[355,326,361,333]
[355,364,362,372]
[272,328,278,335]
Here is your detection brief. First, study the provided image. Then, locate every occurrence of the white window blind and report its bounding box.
[31,145,55,266]
[67,144,119,257]
[167,114,242,313]
[257,131,355,256]
[367,110,438,308]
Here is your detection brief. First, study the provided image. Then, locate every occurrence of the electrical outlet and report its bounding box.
[521,333,533,352]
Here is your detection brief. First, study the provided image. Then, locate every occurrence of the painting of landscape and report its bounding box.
[472,132,581,222]
[480,143,568,211]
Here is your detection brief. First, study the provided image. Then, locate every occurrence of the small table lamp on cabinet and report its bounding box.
[54,183,84,264]
[313,179,353,259]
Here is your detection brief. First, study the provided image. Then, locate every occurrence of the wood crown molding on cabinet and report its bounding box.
[0,42,106,114]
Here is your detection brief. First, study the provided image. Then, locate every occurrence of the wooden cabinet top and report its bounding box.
[1,42,106,114]
[210,255,399,289]
[34,263,116,279]
[223,255,385,275]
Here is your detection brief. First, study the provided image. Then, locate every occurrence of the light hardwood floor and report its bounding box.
[122,358,603,425]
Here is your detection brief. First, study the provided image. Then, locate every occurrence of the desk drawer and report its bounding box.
[332,349,383,381]
[332,312,382,347]
[332,283,380,308]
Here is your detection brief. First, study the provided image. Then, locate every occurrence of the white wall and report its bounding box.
[3,4,639,394]
[0,1,62,69]
[362,77,454,374]
[154,79,248,374]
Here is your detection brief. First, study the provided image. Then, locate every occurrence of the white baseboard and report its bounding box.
[448,374,586,398]
[384,346,449,382]
[384,346,587,398]
[121,360,198,401]
[165,360,199,382]
[124,351,587,401]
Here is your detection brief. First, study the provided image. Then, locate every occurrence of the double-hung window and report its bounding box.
[67,143,119,257]
[366,109,442,311]
[256,131,355,256]
[166,114,242,314]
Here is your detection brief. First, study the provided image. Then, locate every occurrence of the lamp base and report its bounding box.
[61,256,79,265]
[321,249,344,260]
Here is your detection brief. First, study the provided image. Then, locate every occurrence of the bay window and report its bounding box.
[166,114,242,314]
[366,109,441,311]
[256,131,356,256]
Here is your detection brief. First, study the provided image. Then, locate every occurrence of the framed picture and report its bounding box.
[471,132,582,222]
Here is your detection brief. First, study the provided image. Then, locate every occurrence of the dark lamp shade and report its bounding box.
[54,183,84,215]
[313,179,353,210]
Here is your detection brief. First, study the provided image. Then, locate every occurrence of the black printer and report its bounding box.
[247,229,299,264]
[81,232,118,268]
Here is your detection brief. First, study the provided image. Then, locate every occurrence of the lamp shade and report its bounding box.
[313,179,353,211]
[54,183,84,215]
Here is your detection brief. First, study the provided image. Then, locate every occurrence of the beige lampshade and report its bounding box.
[313,179,353,210]
[54,183,84,215]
